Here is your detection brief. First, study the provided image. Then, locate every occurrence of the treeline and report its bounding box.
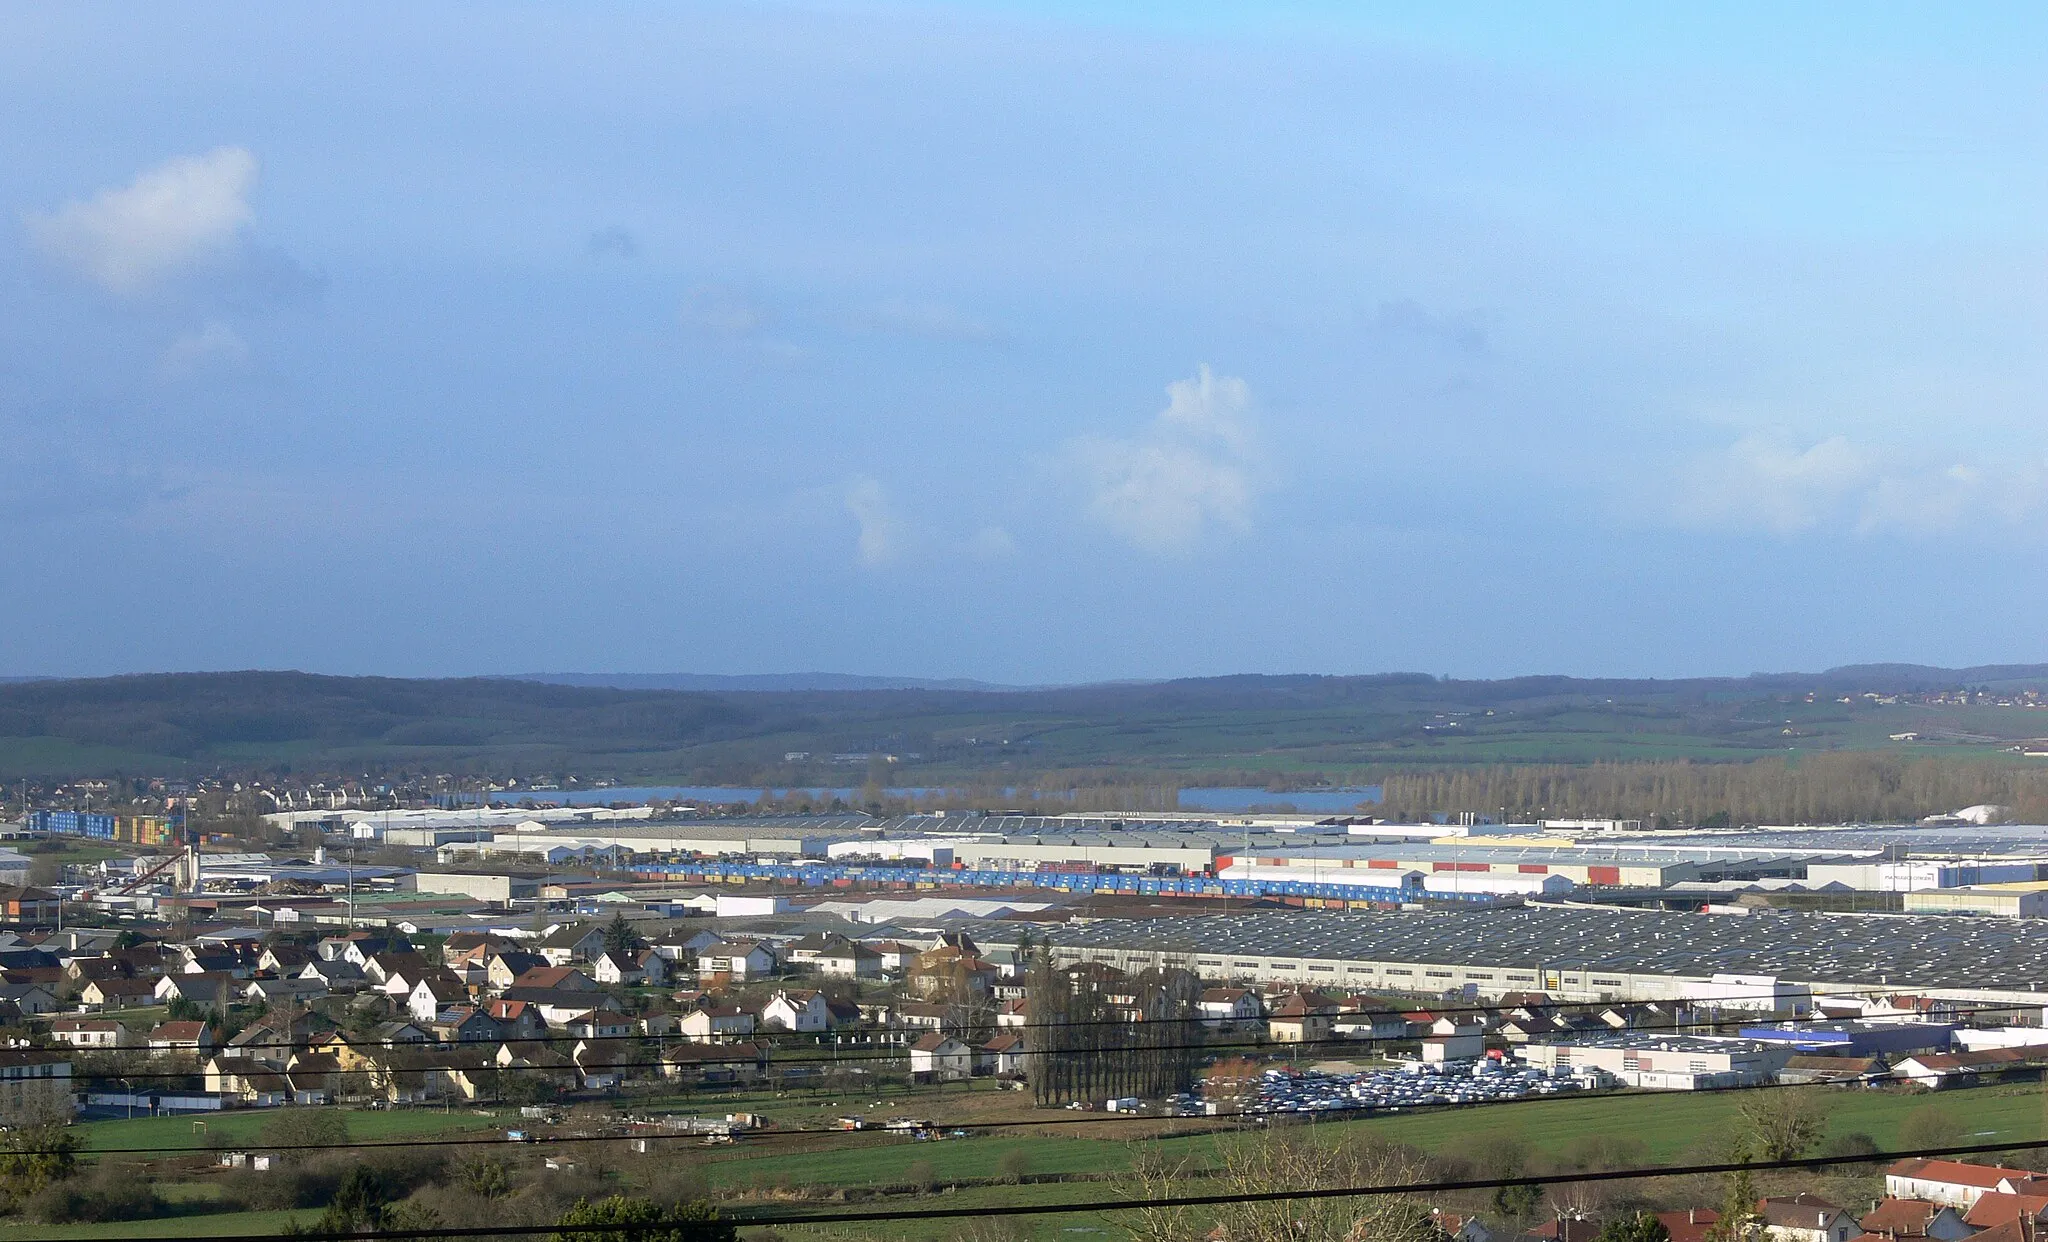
[1377,754,2048,825]
[1022,949,1202,1107]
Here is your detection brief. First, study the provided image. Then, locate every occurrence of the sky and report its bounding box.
[3,2,2047,683]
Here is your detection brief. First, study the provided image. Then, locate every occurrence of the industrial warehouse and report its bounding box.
[1033,906,2048,1008]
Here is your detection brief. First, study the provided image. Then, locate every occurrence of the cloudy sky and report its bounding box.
[4,3,2047,682]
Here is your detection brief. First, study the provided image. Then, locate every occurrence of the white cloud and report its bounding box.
[1677,433,2043,535]
[1678,433,1875,534]
[1070,364,1261,554]
[845,477,905,567]
[158,320,250,377]
[24,147,258,296]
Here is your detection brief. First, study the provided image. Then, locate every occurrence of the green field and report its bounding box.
[2,1083,2041,1240]
[78,1105,506,1156]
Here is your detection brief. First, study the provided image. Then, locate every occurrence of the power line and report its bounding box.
[60,1133,2048,1242]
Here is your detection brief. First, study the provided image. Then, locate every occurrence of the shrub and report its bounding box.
[24,1164,163,1224]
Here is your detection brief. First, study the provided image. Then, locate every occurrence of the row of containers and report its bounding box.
[626,860,1510,905]
[27,810,190,847]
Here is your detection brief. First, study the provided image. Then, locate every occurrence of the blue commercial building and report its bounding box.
[1736,1020,1955,1057]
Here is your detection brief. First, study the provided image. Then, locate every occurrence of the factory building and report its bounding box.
[1807,860,2048,892]
[1903,884,2048,919]
[1516,1034,1794,1089]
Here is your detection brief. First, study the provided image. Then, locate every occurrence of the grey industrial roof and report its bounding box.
[1032,906,2048,992]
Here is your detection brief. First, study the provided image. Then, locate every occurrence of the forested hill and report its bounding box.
[0,672,760,772]
[2,664,2047,780]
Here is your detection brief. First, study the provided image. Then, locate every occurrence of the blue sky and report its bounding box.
[4,3,2047,682]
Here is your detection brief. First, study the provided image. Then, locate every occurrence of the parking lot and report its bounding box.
[1210,1058,1584,1116]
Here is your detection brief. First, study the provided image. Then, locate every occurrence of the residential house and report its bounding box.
[1658,1210,1724,1242]
[1966,1194,2048,1232]
[50,1018,133,1049]
[661,1041,768,1087]
[244,975,328,1007]
[1886,1161,2048,1211]
[679,1006,756,1043]
[786,933,884,979]
[298,959,368,993]
[1333,998,1409,1042]
[1860,1199,1974,1242]
[1433,1212,1496,1242]
[147,1020,214,1052]
[564,1010,633,1040]
[592,951,645,986]
[761,989,832,1033]
[204,1056,291,1108]
[151,971,227,1012]
[633,950,670,987]
[1267,994,1339,1044]
[866,941,918,972]
[977,1032,1025,1076]
[367,952,435,993]
[181,951,250,979]
[535,923,607,966]
[430,1007,506,1044]
[441,932,515,969]
[1896,1048,2037,1090]
[908,1032,972,1081]
[284,1050,339,1104]
[497,986,624,1026]
[81,977,159,1010]
[698,940,778,980]
[1199,987,1266,1028]
[895,1001,957,1032]
[483,1000,550,1043]
[513,966,598,993]
[908,948,998,999]
[0,887,60,923]
[0,982,59,1016]
[570,1038,627,1089]
[0,1051,73,1124]
[407,970,473,1025]
[484,951,549,992]
[1758,1195,1861,1242]
[257,945,314,975]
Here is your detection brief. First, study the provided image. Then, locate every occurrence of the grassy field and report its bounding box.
[689,1081,2048,1198]
[0,1208,306,1240]
[3,1084,2041,1241]
[77,1105,507,1155]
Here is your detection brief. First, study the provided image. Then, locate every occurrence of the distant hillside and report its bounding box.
[506,672,1028,692]
[0,671,760,775]
[2,662,2046,781]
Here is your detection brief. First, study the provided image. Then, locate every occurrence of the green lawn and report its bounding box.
[695,1082,2048,1198]
[79,1105,506,1155]
[0,1208,305,1239]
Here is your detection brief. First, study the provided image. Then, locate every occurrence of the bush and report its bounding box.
[1899,1105,1965,1152]
[24,1164,164,1224]
[902,1159,937,1192]
[1820,1132,1882,1165]
[996,1148,1032,1183]
[261,1109,349,1151]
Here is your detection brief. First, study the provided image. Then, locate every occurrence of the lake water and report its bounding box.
[489,783,1382,812]
[1176,786,1383,812]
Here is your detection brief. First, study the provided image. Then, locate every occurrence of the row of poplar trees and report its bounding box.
[1020,938,1204,1107]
